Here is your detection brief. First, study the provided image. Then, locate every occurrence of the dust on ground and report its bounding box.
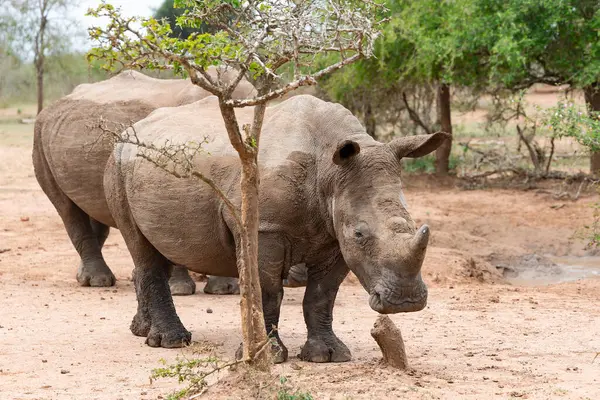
[1,100,599,400]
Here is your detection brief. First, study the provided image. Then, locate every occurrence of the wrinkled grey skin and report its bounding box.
[32,69,254,295]
[104,95,448,362]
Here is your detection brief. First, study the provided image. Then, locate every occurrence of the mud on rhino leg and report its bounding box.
[104,156,190,348]
[300,257,351,363]
[132,259,190,348]
[169,265,196,296]
[32,144,115,287]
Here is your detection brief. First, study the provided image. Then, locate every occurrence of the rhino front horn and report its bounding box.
[412,225,430,251]
[406,225,429,273]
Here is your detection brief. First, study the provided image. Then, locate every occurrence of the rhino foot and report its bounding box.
[203,276,240,295]
[169,265,196,296]
[76,259,116,287]
[130,311,151,337]
[299,337,351,363]
[235,337,288,364]
[146,326,191,348]
[169,279,196,296]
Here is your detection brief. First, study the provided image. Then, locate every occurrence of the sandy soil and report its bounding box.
[1,105,600,399]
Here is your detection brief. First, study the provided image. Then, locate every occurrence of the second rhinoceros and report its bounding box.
[104,94,447,363]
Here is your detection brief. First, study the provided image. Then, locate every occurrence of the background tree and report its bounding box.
[320,0,489,176]
[439,0,600,174]
[1,0,79,114]
[88,0,383,370]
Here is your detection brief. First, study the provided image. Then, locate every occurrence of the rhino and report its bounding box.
[32,69,256,295]
[104,94,447,363]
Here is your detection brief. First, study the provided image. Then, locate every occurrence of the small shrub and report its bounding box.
[277,377,314,400]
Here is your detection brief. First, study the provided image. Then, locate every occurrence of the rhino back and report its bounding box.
[37,71,214,226]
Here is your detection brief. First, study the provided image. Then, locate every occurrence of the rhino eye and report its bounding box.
[353,222,369,241]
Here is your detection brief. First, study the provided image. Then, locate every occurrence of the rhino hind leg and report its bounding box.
[203,276,240,295]
[104,155,190,348]
[300,258,351,363]
[169,265,196,296]
[75,218,116,287]
[32,140,115,287]
[283,263,308,288]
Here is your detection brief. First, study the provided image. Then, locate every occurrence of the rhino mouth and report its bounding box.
[369,282,428,314]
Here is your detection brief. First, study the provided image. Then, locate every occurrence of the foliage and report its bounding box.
[88,1,384,92]
[277,377,314,400]
[151,355,241,400]
[544,100,600,152]
[0,53,109,106]
[151,355,314,400]
[154,0,199,39]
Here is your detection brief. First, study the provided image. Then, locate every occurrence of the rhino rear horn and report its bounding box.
[388,131,450,159]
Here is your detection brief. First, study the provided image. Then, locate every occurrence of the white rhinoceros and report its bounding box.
[104,94,447,363]
[32,69,255,295]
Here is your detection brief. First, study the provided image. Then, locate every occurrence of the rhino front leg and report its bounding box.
[300,257,351,363]
[169,265,196,296]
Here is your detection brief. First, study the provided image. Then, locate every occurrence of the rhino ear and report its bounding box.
[333,140,361,165]
[388,132,450,159]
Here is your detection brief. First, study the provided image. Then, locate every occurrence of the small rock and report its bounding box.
[60,369,69,374]
[100,297,105,300]
[206,308,213,314]
[140,392,147,395]
[290,362,302,370]
[42,359,47,363]
[20,216,30,222]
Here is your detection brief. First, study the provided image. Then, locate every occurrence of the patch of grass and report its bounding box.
[402,154,461,174]
[0,123,34,147]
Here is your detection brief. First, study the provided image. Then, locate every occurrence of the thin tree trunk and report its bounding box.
[435,83,452,176]
[238,157,270,370]
[36,68,44,114]
[584,83,600,175]
[217,100,270,371]
[364,102,376,138]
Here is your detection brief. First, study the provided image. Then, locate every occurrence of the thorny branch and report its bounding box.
[87,0,386,108]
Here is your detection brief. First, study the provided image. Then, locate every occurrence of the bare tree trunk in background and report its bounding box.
[34,1,48,115]
[364,102,376,137]
[584,83,600,175]
[435,83,453,176]
[36,63,44,114]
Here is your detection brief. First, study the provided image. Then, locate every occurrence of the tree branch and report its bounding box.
[402,91,432,135]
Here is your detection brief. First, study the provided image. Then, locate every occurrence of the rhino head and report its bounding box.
[329,132,449,314]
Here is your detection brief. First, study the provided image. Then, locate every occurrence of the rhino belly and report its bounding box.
[127,167,238,277]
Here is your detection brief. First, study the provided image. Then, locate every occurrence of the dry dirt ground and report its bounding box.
[1,103,600,400]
